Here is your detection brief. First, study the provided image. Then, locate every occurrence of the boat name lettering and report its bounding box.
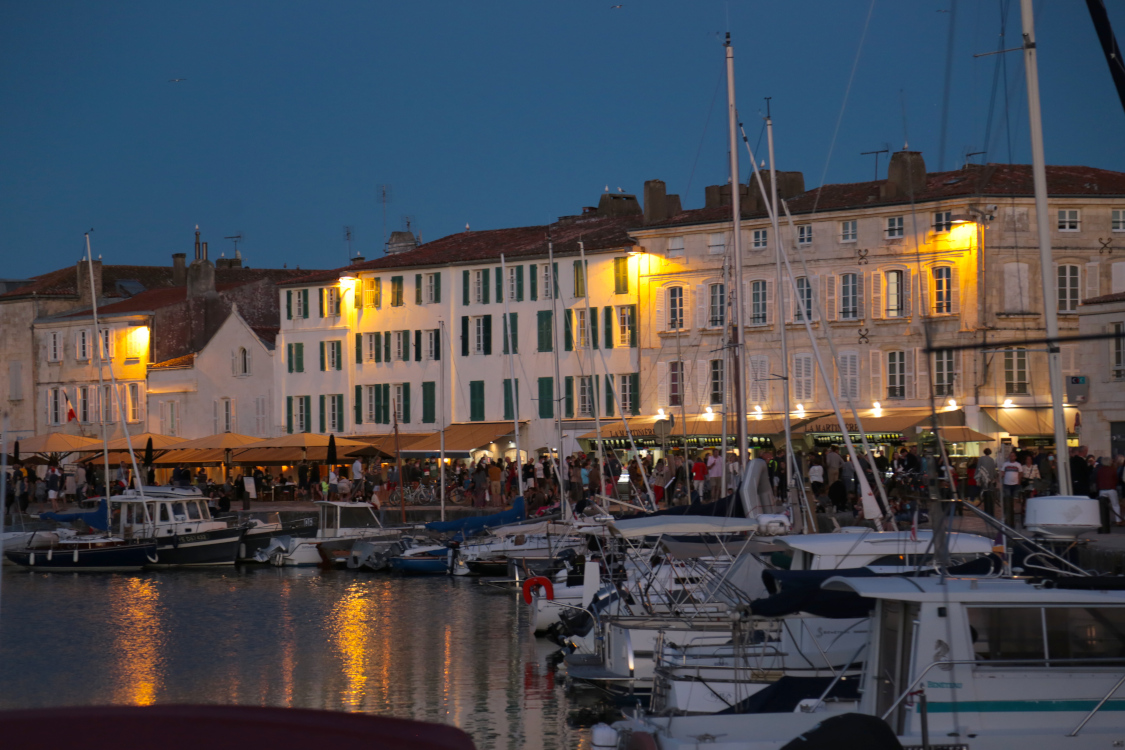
[925,681,962,689]
[179,534,207,543]
[811,422,860,433]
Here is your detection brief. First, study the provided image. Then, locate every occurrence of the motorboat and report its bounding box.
[112,487,246,566]
[256,501,398,567]
[236,510,318,562]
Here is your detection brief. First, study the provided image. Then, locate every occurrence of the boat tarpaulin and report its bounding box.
[39,498,109,531]
[752,568,877,619]
[609,515,758,539]
[423,498,525,536]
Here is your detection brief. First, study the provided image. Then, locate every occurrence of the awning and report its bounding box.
[920,426,995,443]
[578,415,785,449]
[152,448,229,465]
[797,408,958,445]
[350,432,436,458]
[988,407,1079,439]
[398,422,524,458]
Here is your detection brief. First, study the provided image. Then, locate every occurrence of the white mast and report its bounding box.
[500,254,525,498]
[1021,0,1071,493]
[546,238,569,515]
[439,319,447,521]
[577,242,606,470]
[725,34,750,474]
[86,234,116,531]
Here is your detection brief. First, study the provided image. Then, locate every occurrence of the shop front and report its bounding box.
[577,414,781,462]
[986,406,1079,457]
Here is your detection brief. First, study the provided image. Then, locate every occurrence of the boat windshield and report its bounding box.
[171,502,186,521]
[339,506,380,529]
[186,502,201,521]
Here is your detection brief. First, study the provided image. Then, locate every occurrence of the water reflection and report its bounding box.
[0,568,586,749]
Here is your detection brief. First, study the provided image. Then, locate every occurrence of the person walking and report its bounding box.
[706,449,723,501]
[824,445,844,486]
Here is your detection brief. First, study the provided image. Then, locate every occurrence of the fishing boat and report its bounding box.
[5,527,157,572]
[112,487,246,566]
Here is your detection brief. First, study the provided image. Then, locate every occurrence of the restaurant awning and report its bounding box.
[350,432,436,458]
[399,422,524,458]
[797,408,961,445]
[987,406,1079,440]
[578,415,788,449]
[152,448,230,465]
[923,426,995,443]
[16,433,103,454]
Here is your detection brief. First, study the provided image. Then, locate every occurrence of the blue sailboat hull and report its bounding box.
[389,552,449,574]
[5,541,157,572]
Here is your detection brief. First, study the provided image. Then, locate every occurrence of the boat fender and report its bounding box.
[522,576,554,605]
[146,551,160,564]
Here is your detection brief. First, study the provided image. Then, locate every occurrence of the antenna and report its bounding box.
[860,146,890,181]
[378,184,392,249]
[224,232,244,256]
[402,214,415,235]
[343,225,355,260]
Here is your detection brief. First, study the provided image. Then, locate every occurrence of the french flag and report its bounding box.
[63,390,77,423]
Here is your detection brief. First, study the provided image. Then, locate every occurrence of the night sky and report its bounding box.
[3,1,1123,277]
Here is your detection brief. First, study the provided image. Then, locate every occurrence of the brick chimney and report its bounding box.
[881,151,926,199]
[187,239,216,299]
[172,253,187,285]
[386,231,418,255]
[643,180,683,225]
[76,258,102,308]
[596,192,642,218]
[746,171,805,213]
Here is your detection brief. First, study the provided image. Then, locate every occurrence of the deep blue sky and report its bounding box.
[3,1,1123,277]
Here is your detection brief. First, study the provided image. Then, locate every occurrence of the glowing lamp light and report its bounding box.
[657,408,666,418]
[947,399,957,409]
[795,404,805,417]
[753,405,763,420]
[1003,399,1014,408]
[873,401,881,410]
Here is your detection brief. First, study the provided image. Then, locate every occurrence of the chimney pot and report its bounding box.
[172,253,187,286]
[882,151,927,199]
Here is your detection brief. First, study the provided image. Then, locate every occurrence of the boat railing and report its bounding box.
[881,657,1125,723]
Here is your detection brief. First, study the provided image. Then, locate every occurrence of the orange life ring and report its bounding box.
[522,576,554,605]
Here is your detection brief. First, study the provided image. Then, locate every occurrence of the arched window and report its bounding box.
[234,347,251,376]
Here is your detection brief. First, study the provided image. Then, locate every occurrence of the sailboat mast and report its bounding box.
[577,242,606,472]
[547,238,569,516]
[86,234,113,531]
[1020,0,1072,493]
[439,319,446,521]
[725,34,749,474]
[500,254,524,497]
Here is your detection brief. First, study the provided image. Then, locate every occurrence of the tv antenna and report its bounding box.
[224,232,244,255]
[378,184,392,249]
[343,225,355,260]
[860,145,889,181]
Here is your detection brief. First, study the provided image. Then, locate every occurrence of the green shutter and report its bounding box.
[286,396,293,433]
[286,290,292,320]
[614,257,628,294]
[287,343,293,373]
[470,381,485,422]
[590,307,599,349]
[319,395,326,433]
[391,276,403,306]
[630,373,640,415]
[434,328,441,360]
[530,264,538,301]
[374,332,383,363]
[355,385,363,424]
[304,397,312,432]
[422,381,435,423]
[337,395,344,430]
[538,377,554,419]
[482,268,490,304]
[516,265,524,301]
[401,383,410,424]
[564,309,573,351]
[463,270,470,305]
[604,306,614,349]
[335,341,343,371]
[382,384,390,424]
[573,260,583,297]
[434,272,441,303]
[374,278,381,308]
[402,330,409,361]
[319,288,325,317]
[319,341,326,371]
[355,333,363,364]
[605,375,615,418]
[495,266,502,303]
[374,383,383,425]
[564,376,574,418]
[503,379,515,421]
[537,310,552,352]
[295,343,304,372]
[503,313,518,354]
[482,315,492,355]
[301,289,309,318]
[461,316,470,356]
[414,330,422,362]
[383,331,391,363]
[415,274,422,304]
[628,305,638,347]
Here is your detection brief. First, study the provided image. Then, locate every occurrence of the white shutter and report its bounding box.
[694,285,706,329]
[657,362,669,408]
[1113,262,1125,294]
[696,360,709,408]
[949,266,960,315]
[655,287,666,332]
[159,401,167,435]
[915,348,928,401]
[825,275,837,322]
[138,384,146,424]
[1086,261,1101,300]
[245,349,252,375]
[870,271,882,320]
[903,269,913,318]
[855,271,865,320]
[810,275,820,321]
[765,279,774,325]
[231,349,237,375]
[905,349,916,400]
[213,400,219,434]
[953,350,963,397]
[921,268,932,317]
[870,350,883,402]
[230,398,237,433]
[742,280,751,325]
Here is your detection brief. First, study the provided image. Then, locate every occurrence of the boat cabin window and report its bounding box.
[159,504,170,522]
[338,506,380,529]
[186,502,201,521]
[967,606,1125,666]
[171,502,187,521]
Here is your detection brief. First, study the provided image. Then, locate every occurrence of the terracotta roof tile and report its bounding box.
[149,353,196,370]
[1082,291,1125,306]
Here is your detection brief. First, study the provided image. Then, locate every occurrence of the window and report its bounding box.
[542,264,553,299]
[1057,209,1080,231]
[573,261,586,298]
[885,270,905,318]
[217,397,233,432]
[1004,262,1031,313]
[887,351,906,398]
[708,283,726,327]
[669,360,684,407]
[752,229,768,249]
[473,316,486,354]
[48,387,63,425]
[295,396,309,432]
[797,224,812,245]
[1005,348,1028,395]
[394,331,409,361]
[575,309,589,348]
[389,276,404,306]
[364,333,378,362]
[326,287,341,316]
[101,384,114,423]
[47,331,61,362]
[392,385,405,423]
[473,270,485,304]
[933,266,952,314]
[78,386,94,424]
[162,398,178,436]
[617,306,632,346]
[748,355,769,404]
[614,257,629,294]
[1114,210,1125,232]
[934,349,955,396]
[795,277,812,322]
[668,286,684,330]
[295,290,308,318]
[578,376,594,416]
[618,373,634,415]
[840,273,859,320]
[793,353,814,403]
[967,606,1125,666]
[507,267,518,301]
[750,280,768,325]
[123,327,145,362]
[934,210,952,233]
[235,347,251,376]
[425,273,439,303]
[667,236,685,258]
[837,352,859,400]
[127,383,142,423]
[76,330,89,361]
[1058,264,1080,312]
[426,329,438,360]
[840,220,857,242]
[886,216,904,238]
[1112,323,1124,380]
[708,232,726,255]
[709,359,724,405]
[363,277,380,308]
[100,329,114,360]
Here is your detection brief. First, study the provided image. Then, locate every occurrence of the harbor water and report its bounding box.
[0,566,589,750]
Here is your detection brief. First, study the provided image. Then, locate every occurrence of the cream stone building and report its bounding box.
[1078,292,1125,459]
